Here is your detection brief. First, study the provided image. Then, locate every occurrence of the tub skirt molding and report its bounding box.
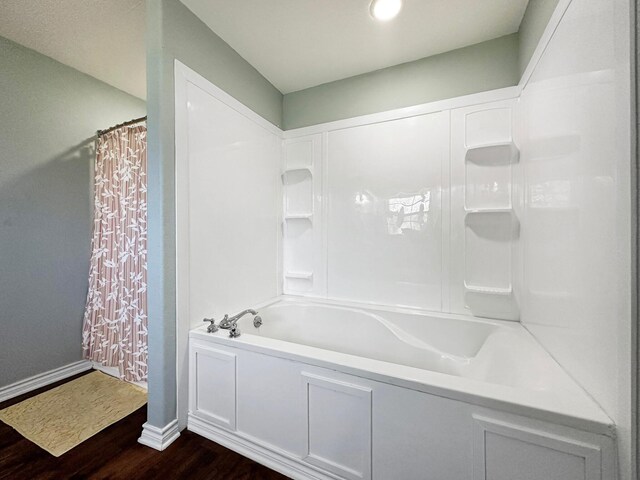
[188,415,338,480]
[138,419,180,451]
[187,327,617,480]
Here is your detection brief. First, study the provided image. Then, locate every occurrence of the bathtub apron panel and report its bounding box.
[188,331,616,480]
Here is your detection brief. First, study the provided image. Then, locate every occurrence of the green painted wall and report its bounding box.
[145,0,283,428]
[518,0,561,75]
[282,34,519,130]
[0,35,145,387]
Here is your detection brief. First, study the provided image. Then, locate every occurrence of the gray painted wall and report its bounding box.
[518,0,561,75]
[282,0,565,130]
[282,34,519,130]
[0,36,146,387]
[145,0,283,429]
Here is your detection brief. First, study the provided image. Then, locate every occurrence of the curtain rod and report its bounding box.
[97,115,147,137]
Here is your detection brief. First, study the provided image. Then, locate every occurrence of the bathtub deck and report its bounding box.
[190,296,613,436]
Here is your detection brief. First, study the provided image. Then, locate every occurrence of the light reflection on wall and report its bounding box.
[386,192,431,235]
[529,180,571,208]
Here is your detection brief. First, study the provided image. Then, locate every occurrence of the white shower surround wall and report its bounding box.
[173,0,634,476]
[174,66,282,428]
[515,0,633,476]
[280,91,520,320]
[174,60,526,428]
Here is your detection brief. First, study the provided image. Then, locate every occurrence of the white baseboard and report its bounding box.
[188,414,337,480]
[0,360,92,404]
[138,419,180,451]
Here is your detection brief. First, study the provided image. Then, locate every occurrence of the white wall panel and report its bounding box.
[185,82,280,324]
[326,113,448,309]
[518,0,633,477]
[175,63,282,428]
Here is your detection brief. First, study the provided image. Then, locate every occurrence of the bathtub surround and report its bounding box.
[174,58,623,478]
[0,35,145,389]
[282,34,519,130]
[145,0,283,445]
[278,91,522,321]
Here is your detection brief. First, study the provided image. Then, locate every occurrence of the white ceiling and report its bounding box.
[181,0,530,94]
[0,0,146,99]
[0,0,529,99]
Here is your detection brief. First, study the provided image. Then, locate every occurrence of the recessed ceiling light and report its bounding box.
[369,0,403,21]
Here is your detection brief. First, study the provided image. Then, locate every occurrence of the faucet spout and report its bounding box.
[219,309,258,329]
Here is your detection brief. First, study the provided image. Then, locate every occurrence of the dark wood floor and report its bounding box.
[0,371,288,480]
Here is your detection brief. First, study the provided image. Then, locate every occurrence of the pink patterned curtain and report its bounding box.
[82,124,148,382]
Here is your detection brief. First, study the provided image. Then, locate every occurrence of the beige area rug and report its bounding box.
[0,370,147,457]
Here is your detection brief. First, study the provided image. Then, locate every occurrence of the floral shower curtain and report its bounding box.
[82,123,148,382]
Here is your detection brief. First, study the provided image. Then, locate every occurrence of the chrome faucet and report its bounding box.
[218,309,259,330]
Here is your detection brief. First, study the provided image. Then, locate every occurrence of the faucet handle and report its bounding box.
[229,325,241,338]
[203,318,219,333]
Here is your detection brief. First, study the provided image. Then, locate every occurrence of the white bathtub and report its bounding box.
[188,297,616,480]
[208,297,607,421]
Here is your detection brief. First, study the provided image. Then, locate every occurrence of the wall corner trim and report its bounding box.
[138,419,181,451]
[0,360,92,403]
[174,60,283,137]
[518,0,573,91]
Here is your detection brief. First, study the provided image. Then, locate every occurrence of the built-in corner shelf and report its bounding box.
[456,105,520,321]
[464,285,512,296]
[282,134,322,296]
[465,142,519,165]
[281,166,313,177]
[464,284,518,321]
[465,207,513,214]
[465,207,515,216]
[284,213,313,221]
[464,208,519,234]
[284,271,313,280]
[465,208,519,229]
